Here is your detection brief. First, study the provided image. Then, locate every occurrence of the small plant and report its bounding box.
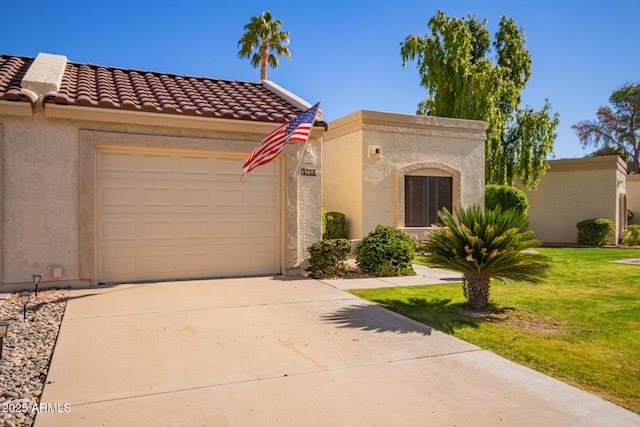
[323,211,347,239]
[321,208,327,237]
[422,206,550,310]
[628,208,634,222]
[485,184,529,216]
[307,239,352,279]
[356,225,416,277]
[412,239,429,256]
[622,225,640,246]
[577,218,615,246]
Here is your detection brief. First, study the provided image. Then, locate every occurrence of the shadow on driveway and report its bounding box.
[321,302,433,335]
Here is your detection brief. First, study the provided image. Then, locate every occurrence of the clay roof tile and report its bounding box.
[0,53,327,128]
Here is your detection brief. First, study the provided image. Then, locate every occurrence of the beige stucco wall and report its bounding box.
[2,115,80,285]
[322,128,364,239]
[626,175,640,225]
[1,108,323,286]
[323,110,486,240]
[519,156,627,244]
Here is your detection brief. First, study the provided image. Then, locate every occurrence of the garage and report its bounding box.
[1,52,324,286]
[96,147,282,283]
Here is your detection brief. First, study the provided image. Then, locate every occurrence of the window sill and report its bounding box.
[398,227,434,240]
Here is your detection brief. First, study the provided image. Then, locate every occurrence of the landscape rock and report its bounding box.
[0,288,68,427]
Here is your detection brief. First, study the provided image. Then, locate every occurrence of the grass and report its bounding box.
[350,247,640,414]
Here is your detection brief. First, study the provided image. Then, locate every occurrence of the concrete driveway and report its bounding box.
[37,276,639,426]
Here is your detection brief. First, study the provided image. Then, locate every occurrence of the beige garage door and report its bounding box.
[96,148,281,283]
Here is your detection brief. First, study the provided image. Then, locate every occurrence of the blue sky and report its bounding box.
[2,1,638,159]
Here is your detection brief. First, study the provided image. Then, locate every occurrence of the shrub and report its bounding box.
[628,208,634,222]
[321,208,327,237]
[622,225,640,246]
[324,211,347,240]
[485,184,529,216]
[307,239,352,279]
[422,206,549,310]
[356,225,416,276]
[577,219,615,246]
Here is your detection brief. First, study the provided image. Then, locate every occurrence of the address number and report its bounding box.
[300,168,317,176]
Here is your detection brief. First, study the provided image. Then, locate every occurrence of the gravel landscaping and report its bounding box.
[0,288,69,427]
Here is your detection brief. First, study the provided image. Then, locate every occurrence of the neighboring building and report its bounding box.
[626,174,640,225]
[519,156,628,244]
[322,110,486,240]
[0,52,326,286]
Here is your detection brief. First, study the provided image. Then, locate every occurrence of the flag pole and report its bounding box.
[292,100,321,181]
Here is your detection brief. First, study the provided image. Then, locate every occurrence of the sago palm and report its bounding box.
[422,205,550,310]
[237,11,291,80]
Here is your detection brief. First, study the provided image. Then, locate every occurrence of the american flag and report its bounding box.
[242,102,320,178]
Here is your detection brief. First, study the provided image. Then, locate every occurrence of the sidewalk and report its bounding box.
[320,262,462,290]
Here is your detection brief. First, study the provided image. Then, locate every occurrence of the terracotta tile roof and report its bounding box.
[0,54,38,103]
[0,53,326,127]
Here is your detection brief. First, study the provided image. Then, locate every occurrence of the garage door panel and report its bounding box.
[216,157,244,175]
[250,220,278,238]
[178,220,213,239]
[215,187,244,207]
[98,151,136,173]
[99,186,136,207]
[142,253,175,274]
[99,255,136,280]
[180,187,212,207]
[141,153,174,174]
[250,189,279,207]
[100,220,136,242]
[179,155,211,175]
[141,220,175,240]
[99,214,278,245]
[96,149,281,282]
[141,186,175,207]
[250,245,280,270]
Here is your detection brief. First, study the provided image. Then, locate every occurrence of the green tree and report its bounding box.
[572,82,640,174]
[422,206,550,310]
[400,10,559,189]
[237,11,291,80]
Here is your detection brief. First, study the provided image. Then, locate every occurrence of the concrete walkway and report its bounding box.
[321,263,462,290]
[36,276,640,426]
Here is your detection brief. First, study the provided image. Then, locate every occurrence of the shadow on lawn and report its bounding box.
[362,297,514,334]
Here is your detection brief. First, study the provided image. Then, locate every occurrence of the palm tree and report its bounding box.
[422,205,550,310]
[237,11,291,80]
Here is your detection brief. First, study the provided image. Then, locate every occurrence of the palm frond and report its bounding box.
[237,11,290,77]
[423,205,550,281]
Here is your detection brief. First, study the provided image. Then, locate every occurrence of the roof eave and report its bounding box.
[0,99,34,117]
[44,104,326,137]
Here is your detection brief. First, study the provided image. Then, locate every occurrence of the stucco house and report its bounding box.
[322,110,486,240]
[0,52,326,286]
[518,156,629,244]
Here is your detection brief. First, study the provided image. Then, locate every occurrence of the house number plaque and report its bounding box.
[300,168,317,176]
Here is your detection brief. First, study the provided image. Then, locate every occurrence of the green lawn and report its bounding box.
[350,247,640,414]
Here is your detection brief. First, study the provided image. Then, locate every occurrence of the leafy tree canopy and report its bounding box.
[572,82,640,174]
[238,11,290,80]
[401,10,559,189]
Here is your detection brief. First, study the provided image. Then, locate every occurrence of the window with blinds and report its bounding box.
[404,175,452,227]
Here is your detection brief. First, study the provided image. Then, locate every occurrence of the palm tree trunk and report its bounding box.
[463,272,491,310]
[260,44,268,80]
